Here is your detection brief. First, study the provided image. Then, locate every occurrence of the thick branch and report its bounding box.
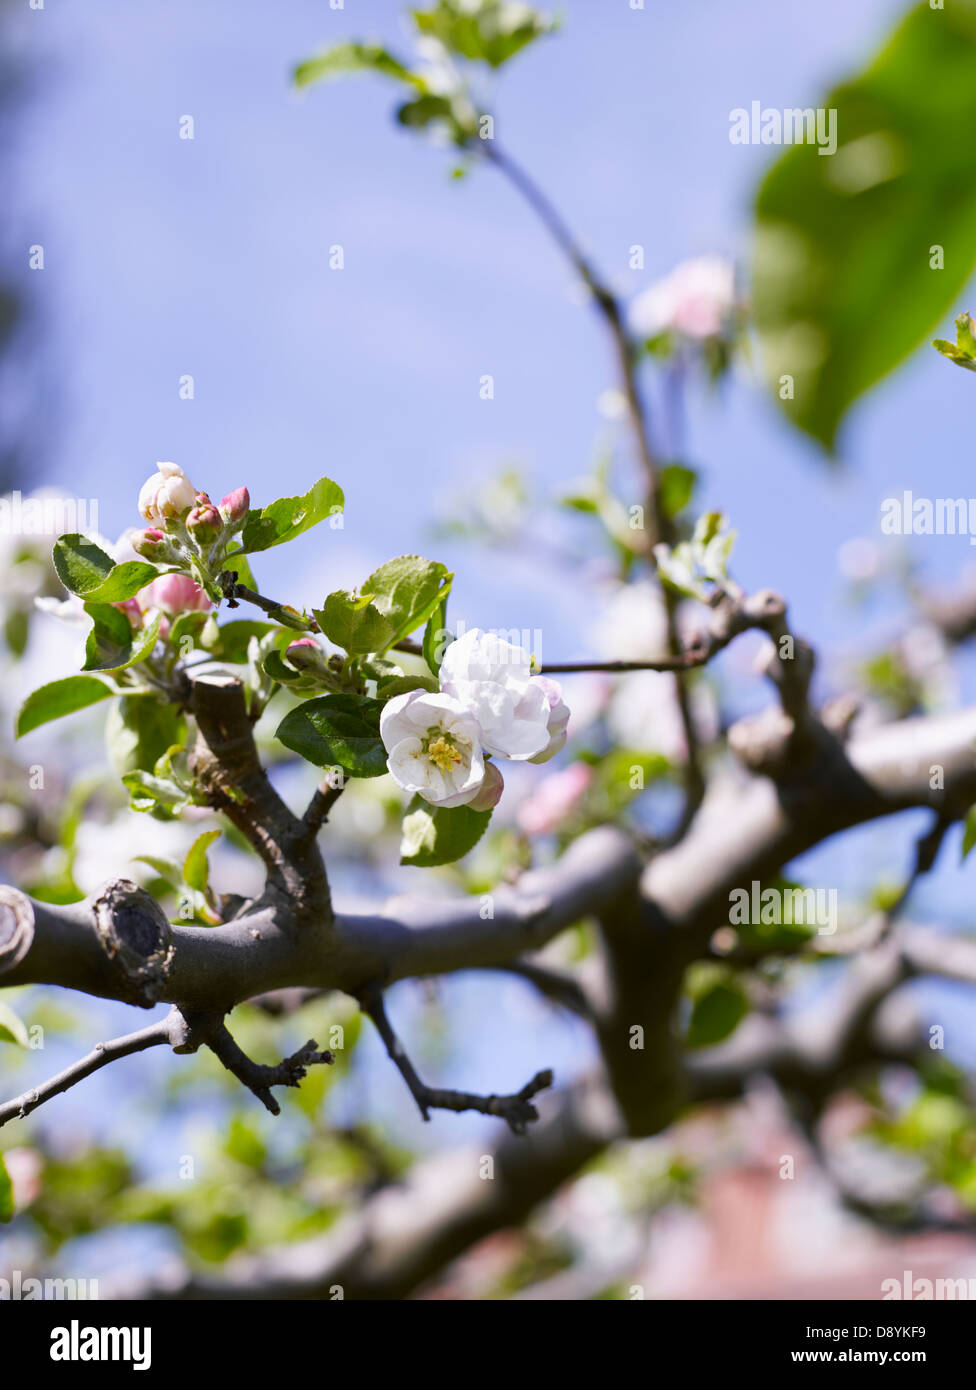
[188,673,331,919]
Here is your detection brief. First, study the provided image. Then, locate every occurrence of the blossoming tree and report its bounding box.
[5,0,976,1299]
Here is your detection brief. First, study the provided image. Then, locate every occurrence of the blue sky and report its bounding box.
[7,0,976,1209]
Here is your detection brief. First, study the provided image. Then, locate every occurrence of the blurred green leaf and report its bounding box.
[0,1153,13,1223]
[753,0,976,448]
[685,963,749,1049]
[0,999,29,1048]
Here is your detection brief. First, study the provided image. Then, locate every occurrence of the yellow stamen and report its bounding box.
[426,733,462,774]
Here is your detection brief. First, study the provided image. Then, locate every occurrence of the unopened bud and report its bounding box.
[219,486,250,527]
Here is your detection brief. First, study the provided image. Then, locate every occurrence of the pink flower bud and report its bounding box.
[468,760,504,813]
[285,637,329,676]
[138,573,212,616]
[186,500,222,544]
[137,462,197,524]
[219,487,250,526]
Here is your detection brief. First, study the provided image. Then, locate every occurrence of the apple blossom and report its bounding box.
[130,527,183,564]
[137,572,211,616]
[468,759,504,812]
[186,498,223,545]
[285,637,333,679]
[439,628,552,761]
[527,674,570,763]
[380,689,486,808]
[219,487,250,526]
[630,256,735,341]
[137,462,197,524]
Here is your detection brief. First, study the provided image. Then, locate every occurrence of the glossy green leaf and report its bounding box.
[362,555,452,647]
[315,590,395,654]
[239,477,344,554]
[275,694,387,777]
[53,535,158,602]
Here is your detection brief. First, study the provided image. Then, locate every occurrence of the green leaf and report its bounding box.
[411,1,556,69]
[53,534,114,593]
[80,561,161,605]
[423,593,450,676]
[658,464,697,519]
[184,829,221,894]
[685,964,749,1049]
[753,0,976,449]
[53,535,158,601]
[105,696,186,776]
[375,674,439,699]
[362,555,453,647]
[121,770,190,815]
[203,619,276,663]
[16,675,117,737]
[933,311,976,372]
[294,42,418,90]
[0,999,29,1048]
[133,854,184,889]
[315,590,395,654]
[963,805,976,860]
[400,796,493,867]
[275,694,387,777]
[83,604,162,674]
[239,477,344,553]
[396,93,458,131]
[0,1152,12,1223]
[82,602,133,672]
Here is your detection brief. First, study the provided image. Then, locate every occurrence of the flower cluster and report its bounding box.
[379,628,569,809]
[131,463,250,609]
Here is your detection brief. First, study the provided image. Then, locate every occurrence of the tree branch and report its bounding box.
[358,985,552,1134]
[0,1008,190,1129]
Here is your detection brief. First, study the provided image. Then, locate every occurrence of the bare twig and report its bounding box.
[0,1009,187,1130]
[200,1016,334,1116]
[359,986,553,1135]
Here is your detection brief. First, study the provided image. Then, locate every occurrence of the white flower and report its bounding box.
[137,462,197,524]
[527,675,570,764]
[630,256,735,341]
[380,690,486,807]
[439,628,552,761]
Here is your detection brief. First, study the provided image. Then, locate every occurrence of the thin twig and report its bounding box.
[482,142,708,824]
[202,1018,334,1116]
[0,1013,179,1129]
[359,986,553,1135]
